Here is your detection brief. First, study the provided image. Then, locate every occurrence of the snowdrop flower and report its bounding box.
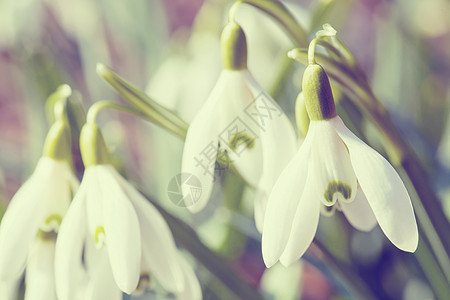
[182,20,297,214]
[55,122,201,300]
[0,90,79,300]
[262,63,419,267]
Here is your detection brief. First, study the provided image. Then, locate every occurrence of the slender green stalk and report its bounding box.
[86,100,149,124]
[241,0,308,47]
[45,84,72,125]
[415,230,450,299]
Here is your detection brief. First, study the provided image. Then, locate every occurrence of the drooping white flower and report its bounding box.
[262,63,419,267]
[55,123,201,300]
[0,156,77,280]
[0,102,79,300]
[181,21,297,215]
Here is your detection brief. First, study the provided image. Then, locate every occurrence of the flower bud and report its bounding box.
[221,21,247,70]
[80,123,110,167]
[302,64,336,121]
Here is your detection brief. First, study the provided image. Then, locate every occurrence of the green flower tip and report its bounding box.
[221,21,247,70]
[80,122,110,167]
[302,64,336,121]
[43,120,72,162]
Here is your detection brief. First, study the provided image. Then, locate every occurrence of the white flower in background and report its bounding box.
[0,106,78,299]
[262,63,419,267]
[55,123,202,300]
[182,21,297,214]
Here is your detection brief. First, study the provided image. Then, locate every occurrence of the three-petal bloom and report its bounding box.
[262,64,419,267]
[55,123,201,300]
[181,21,297,218]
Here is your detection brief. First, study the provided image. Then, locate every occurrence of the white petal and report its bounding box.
[98,166,141,294]
[25,239,57,300]
[331,116,418,252]
[0,157,53,279]
[254,84,298,232]
[340,186,378,232]
[254,189,266,233]
[0,278,20,300]
[279,172,320,266]
[181,72,222,212]
[226,133,262,187]
[261,130,313,268]
[54,177,88,300]
[111,170,184,293]
[85,248,122,300]
[68,172,80,194]
[309,121,357,206]
[175,253,202,300]
[216,70,262,187]
[85,167,105,243]
[39,160,73,232]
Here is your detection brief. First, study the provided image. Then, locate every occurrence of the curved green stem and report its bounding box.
[45,84,72,125]
[241,0,308,47]
[86,100,149,124]
[308,38,319,65]
[228,0,243,21]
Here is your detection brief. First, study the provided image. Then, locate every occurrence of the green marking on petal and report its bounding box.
[38,214,63,240]
[324,181,351,204]
[228,132,255,151]
[45,214,63,227]
[95,226,106,246]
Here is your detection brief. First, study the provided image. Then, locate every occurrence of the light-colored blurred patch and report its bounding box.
[350,228,384,264]
[404,0,450,37]
[196,206,231,251]
[402,278,434,300]
[261,260,302,300]
[0,0,40,46]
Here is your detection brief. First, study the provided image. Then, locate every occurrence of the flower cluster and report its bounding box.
[0,3,423,299]
[0,92,201,299]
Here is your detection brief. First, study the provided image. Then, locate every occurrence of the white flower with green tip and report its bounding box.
[0,114,78,300]
[182,21,297,215]
[55,122,202,300]
[262,63,419,267]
